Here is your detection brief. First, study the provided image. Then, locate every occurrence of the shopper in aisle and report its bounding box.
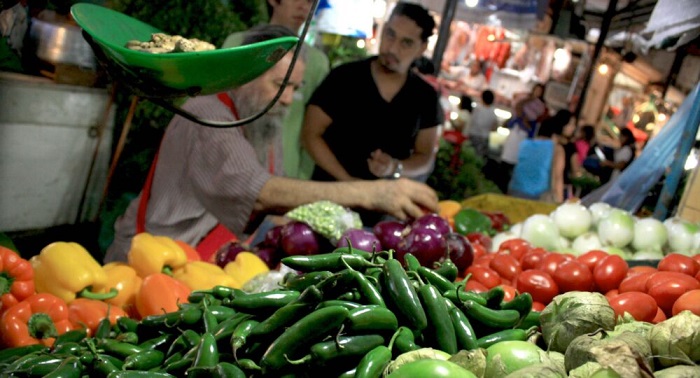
[601,127,637,182]
[104,25,438,263]
[496,83,549,192]
[467,89,498,158]
[221,0,330,180]
[455,94,473,136]
[508,110,572,203]
[301,2,444,225]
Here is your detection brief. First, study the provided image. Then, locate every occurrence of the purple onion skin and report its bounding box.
[254,246,285,269]
[337,228,382,252]
[260,225,284,249]
[443,232,474,271]
[396,227,446,267]
[411,213,453,236]
[373,220,407,251]
[214,241,248,268]
[280,221,322,256]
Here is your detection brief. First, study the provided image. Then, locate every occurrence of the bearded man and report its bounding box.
[106,24,439,263]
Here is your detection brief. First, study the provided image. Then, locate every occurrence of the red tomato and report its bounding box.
[538,253,573,278]
[652,307,666,324]
[576,250,609,272]
[497,238,532,260]
[531,301,546,312]
[465,265,502,289]
[696,270,700,282]
[552,260,595,293]
[607,292,658,322]
[519,249,548,271]
[498,284,518,303]
[645,271,700,292]
[605,289,619,300]
[626,265,657,277]
[593,255,628,293]
[472,254,495,268]
[463,279,488,293]
[466,232,492,252]
[648,280,700,316]
[515,269,559,305]
[693,254,700,266]
[657,253,700,277]
[471,242,487,262]
[672,289,700,316]
[618,272,654,293]
[489,253,521,282]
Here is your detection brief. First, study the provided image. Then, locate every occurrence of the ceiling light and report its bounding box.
[465,0,479,8]
[598,64,609,75]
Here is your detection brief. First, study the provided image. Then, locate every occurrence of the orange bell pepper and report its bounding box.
[101,262,142,314]
[0,293,74,348]
[175,240,201,262]
[0,246,35,314]
[68,298,127,337]
[135,273,191,318]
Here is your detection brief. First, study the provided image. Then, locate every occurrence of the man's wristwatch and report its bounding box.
[391,160,403,179]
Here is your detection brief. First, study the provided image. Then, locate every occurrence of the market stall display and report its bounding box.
[1,198,699,377]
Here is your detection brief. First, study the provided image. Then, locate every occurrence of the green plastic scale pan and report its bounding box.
[70,3,303,127]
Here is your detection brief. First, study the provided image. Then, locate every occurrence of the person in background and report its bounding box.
[508,110,571,203]
[105,25,438,263]
[467,89,498,158]
[455,94,472,135]
[221,0,330,180]
[601,127,636,182]
[496,83,549,192]
[301,2,444,225]
[458,59,488,98]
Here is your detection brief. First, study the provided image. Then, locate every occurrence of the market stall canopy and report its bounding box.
[418,0,547,31]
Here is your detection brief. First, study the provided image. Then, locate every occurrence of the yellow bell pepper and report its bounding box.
[224,252,269,287]
[127,233,188,278]
[173,261,241,291]
[101,262,142,314]
[31,242,112,304]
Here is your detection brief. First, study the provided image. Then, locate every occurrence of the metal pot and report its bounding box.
[29,17,96,69]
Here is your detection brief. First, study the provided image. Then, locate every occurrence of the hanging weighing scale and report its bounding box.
[70,2,317,127]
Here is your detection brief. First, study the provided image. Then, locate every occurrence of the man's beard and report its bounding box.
[231,86,287,169]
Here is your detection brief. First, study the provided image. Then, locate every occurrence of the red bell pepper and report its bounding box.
[0,293,74,347]
[0,246,35,315]
[68,298,128,337]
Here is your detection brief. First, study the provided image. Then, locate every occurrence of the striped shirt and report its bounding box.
[104,94,277,263]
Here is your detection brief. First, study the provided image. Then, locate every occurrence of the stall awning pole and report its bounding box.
[574,0,618,122]
[432,0,458,72]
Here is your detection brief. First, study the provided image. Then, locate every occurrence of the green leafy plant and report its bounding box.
[319,33,368,68]
[427,139,501,201]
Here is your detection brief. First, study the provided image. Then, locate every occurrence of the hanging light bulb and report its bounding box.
[598,64,609,75]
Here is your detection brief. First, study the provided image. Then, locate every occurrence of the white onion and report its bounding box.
[521,214,561,251]
[490,230,521,252]
[509,223,523,237]
[631,249,665,260]
[663,217,699,254]
[601,246,632,259]
[571,232,603,255]
[598,209,634,248]
[588,202,612,228]
[550,201,592,239]
[632,218,668,252]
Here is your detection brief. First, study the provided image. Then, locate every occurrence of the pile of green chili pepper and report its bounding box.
[0,246,539,378]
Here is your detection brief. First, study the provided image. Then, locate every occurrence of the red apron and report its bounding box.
[136,93,270,262]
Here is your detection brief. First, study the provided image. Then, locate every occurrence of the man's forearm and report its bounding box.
[303,137,354,181]
[255,176,370,213]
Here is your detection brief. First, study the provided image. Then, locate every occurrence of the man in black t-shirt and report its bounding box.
[302,2,444,194]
